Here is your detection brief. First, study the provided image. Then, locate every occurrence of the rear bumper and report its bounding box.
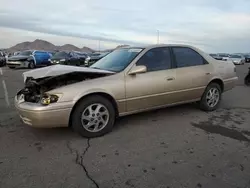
[224,77,238,92]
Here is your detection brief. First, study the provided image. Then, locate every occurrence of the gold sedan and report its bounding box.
[15,44,238,138]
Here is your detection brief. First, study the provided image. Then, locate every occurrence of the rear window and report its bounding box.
[172,47,205,68]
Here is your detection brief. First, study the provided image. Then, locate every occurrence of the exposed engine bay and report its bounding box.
[17,71,112,103]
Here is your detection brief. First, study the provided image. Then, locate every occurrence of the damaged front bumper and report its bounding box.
[14,94,73,128]
[14,65,114,127]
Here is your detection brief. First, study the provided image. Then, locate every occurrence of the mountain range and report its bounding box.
[6,39,95,53]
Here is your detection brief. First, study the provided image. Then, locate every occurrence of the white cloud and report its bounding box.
[0,0,250,52]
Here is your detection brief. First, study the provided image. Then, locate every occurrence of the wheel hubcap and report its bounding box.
[81,103,109,132]
[206,88,220,108]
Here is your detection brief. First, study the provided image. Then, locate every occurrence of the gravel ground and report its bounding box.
[0,64,250,188]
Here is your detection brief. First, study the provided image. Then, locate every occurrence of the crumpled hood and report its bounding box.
[22,64,114,82]
[8,55,30,61]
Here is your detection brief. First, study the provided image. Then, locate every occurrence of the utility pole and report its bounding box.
[157,30,160,44]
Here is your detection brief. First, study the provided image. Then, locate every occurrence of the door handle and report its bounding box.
[206,72,211,75]
[166,77,175,81]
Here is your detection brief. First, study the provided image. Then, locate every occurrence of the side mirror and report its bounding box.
[128,65,147,75]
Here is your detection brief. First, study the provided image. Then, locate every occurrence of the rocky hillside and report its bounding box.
[8,39,95,53]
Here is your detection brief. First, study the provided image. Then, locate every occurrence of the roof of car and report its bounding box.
[120,44,198,50]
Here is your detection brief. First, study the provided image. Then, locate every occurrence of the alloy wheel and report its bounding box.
[206,88,220,108]
[81,103,109,132]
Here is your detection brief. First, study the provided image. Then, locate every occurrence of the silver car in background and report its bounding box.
[229,54,245,65]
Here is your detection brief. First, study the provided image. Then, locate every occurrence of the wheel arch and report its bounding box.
[68,92,119,127]
[208,78,224,92]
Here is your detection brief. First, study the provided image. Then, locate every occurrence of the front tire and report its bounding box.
[28,61,35,69]
[72,95,116,138]
[199,83,222,111]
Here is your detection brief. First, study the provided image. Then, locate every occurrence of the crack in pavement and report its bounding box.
[66,139,100,188]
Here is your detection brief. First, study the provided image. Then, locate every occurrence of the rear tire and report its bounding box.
[72,95,116,138]
[199,83,222,111]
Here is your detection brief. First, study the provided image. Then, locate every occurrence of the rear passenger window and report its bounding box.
[172,47,205,68]
[136,47,172,72]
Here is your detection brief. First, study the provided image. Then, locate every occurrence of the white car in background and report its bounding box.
[229,54,245,65]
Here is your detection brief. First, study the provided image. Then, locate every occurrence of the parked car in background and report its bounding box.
[0,51,6,67]
[85,52,110,66]
[217,53,230,61]
[244,54,250,63]
[209,54,223,60]
[13,51,21,56]
[229,54,245,65]
[7,50,53,69]
[245,67,250,86]
[49,51,88,66]
[15,44,238,138]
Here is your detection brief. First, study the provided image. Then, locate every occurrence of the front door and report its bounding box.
[125,47,176,113]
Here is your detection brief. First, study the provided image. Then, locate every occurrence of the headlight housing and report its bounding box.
[40,94,61,105]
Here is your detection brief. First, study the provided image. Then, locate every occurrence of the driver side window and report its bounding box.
[136,47,172,72]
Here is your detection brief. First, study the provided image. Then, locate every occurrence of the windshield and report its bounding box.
[52,51,69,58]
[230,55,241,58]
[19,51,32,56]
[90,48,143,72]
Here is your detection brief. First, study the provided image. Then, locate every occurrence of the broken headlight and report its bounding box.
[40,94,61,105]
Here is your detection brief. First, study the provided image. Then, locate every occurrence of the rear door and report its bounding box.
[170,47,213,102]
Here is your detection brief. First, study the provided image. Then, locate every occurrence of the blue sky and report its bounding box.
[0,0,250,52]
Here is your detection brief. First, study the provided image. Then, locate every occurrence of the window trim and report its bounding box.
[170,46,208,68]
[135,47,174,72]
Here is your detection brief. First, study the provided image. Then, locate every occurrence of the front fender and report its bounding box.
[73,88,116,103]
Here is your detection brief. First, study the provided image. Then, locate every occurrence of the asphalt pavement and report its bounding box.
[0,65,250,188]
